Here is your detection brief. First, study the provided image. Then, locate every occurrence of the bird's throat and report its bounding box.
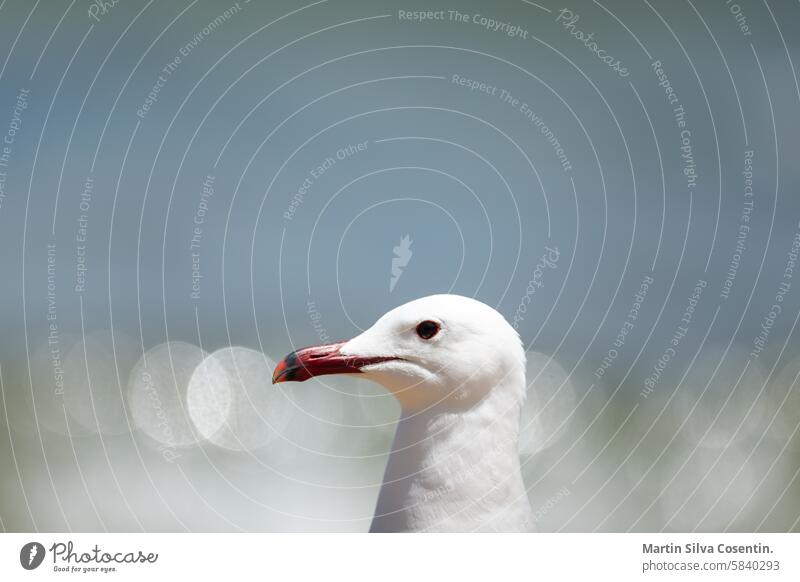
[369,386,533,532]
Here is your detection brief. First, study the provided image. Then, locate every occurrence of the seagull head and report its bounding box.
[273,294,526,411]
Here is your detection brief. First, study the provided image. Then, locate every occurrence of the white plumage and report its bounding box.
[274,294,534,532]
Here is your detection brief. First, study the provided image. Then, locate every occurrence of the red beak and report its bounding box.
[272,341,397,384]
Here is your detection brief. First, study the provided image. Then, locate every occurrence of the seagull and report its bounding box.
[273,294,534,532]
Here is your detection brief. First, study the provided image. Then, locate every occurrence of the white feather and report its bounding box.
[340,294,534,532]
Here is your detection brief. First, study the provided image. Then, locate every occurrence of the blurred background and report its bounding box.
[0,0,799,532]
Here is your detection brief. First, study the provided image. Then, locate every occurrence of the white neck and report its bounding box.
[369,377,533,532]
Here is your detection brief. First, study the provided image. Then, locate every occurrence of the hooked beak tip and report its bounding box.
[271,340,399,385]
[271,341,351,385]
[271,351,301,384]
[271,367,290,384]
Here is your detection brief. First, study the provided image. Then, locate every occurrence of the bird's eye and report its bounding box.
[416,320,440,340]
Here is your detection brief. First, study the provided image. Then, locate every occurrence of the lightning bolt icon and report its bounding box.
[390,235,413,292]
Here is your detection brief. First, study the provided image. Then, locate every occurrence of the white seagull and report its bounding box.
[273,294,534,532]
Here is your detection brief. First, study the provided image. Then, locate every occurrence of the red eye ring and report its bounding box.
[416,320,440,340]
